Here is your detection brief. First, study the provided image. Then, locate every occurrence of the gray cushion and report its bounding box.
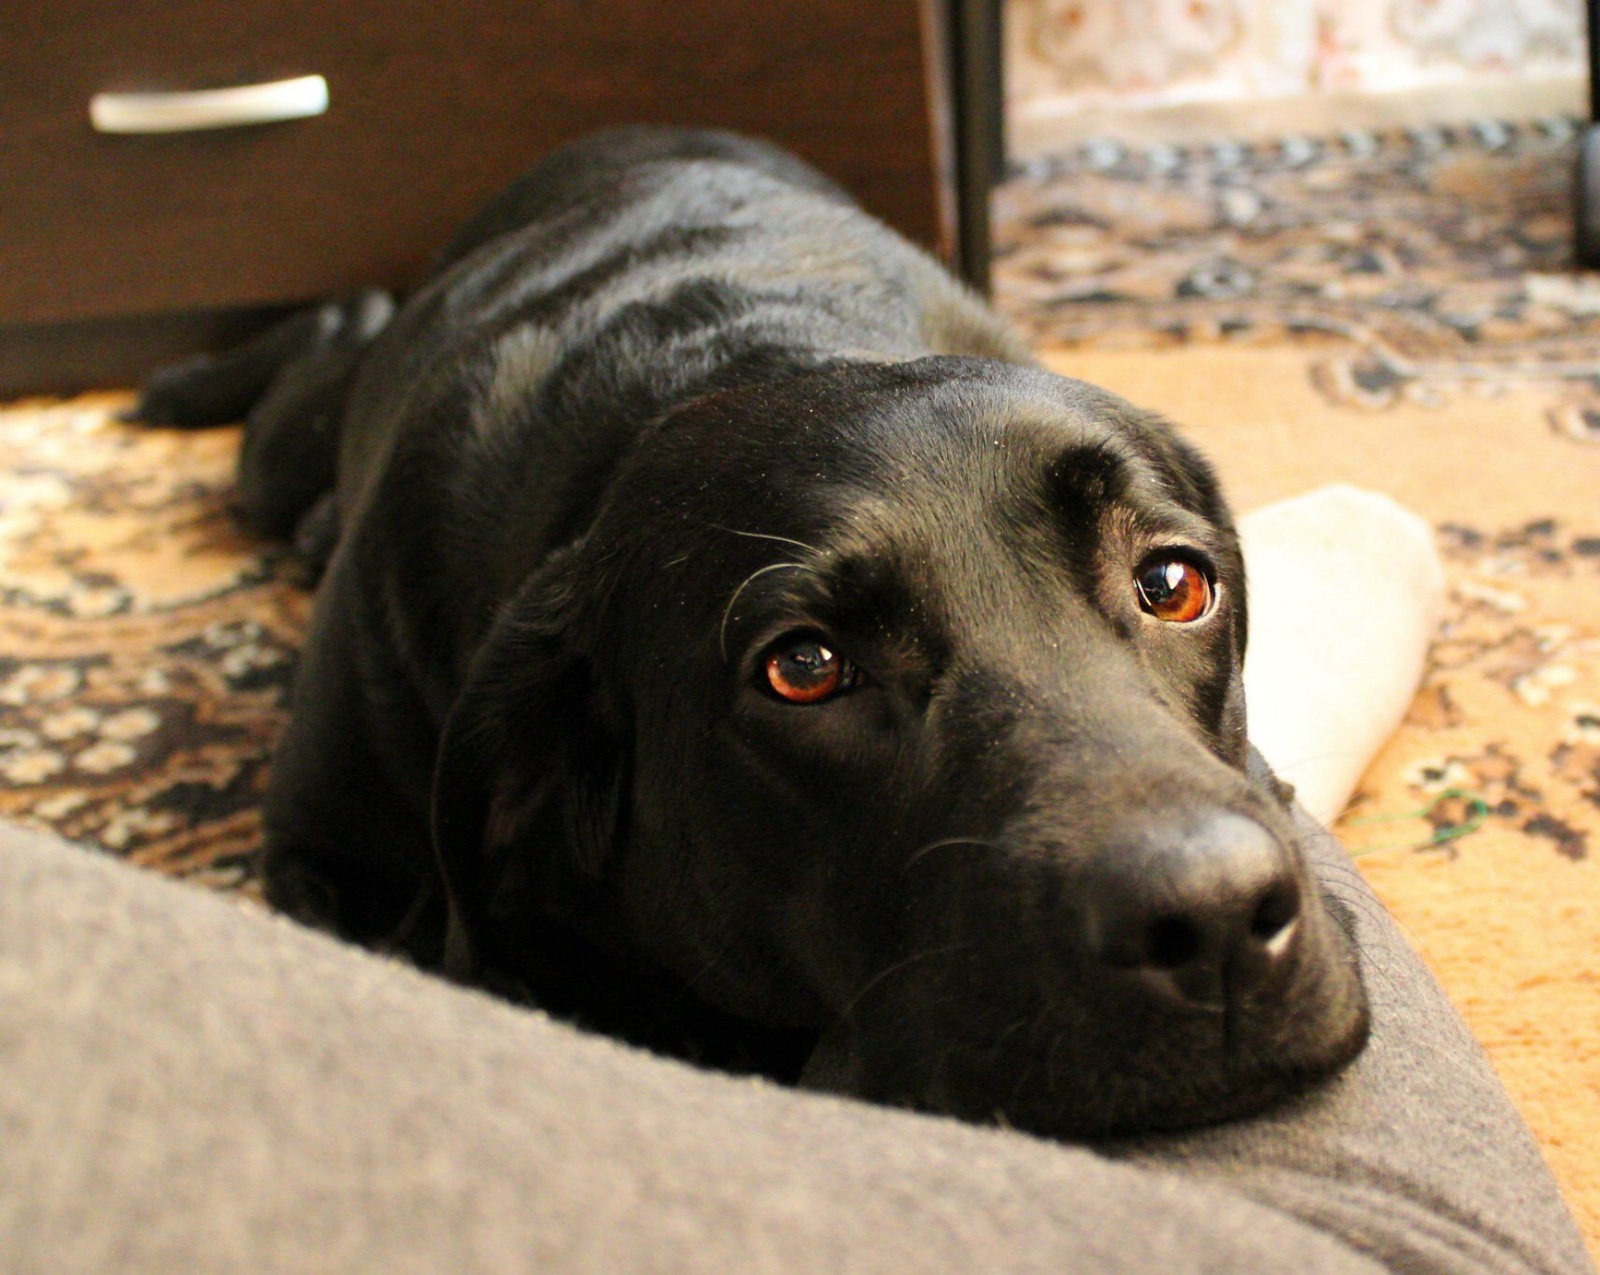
[0,818,1591,1273]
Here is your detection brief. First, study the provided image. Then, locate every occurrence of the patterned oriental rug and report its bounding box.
[1,118,1596,1252]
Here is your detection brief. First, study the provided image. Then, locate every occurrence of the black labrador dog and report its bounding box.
[138,126,1368,1137]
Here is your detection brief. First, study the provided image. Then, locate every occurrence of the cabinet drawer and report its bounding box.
[4,0,950,328]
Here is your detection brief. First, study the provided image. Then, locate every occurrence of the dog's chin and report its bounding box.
[796,965,1371,1141]
[800,1010,1370,1140]
[1021,1001,1373,1140]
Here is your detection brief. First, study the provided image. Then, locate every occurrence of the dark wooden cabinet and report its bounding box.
[2,0,995,393]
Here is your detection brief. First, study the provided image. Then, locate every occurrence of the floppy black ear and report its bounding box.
[431,553,625,986]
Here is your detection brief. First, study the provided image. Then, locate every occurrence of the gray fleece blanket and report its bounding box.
[0,816,1591,1273]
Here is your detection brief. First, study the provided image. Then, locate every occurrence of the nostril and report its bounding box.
[1145,916,1203,970]
[1249,882,1301,945]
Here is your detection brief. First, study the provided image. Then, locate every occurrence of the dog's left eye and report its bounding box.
[763,637,861,704]
[1135,557,1214,624]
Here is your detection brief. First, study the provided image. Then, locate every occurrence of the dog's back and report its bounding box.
[135,126,1028,563]
[335,127,1030,536]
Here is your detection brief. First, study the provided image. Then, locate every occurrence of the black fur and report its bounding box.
[138,126,1367,1137]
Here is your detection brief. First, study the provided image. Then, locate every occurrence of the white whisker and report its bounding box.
[718,561,812,663]
[835,941,975,1028]
[710,524,824,556]
[904,836,1003,870]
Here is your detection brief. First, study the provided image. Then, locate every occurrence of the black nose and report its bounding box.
[1080,811,1303,1011]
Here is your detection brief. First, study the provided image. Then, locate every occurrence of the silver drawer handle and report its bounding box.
[89,74,329,134]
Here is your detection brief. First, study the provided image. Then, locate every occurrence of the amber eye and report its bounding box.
[1135,557,1214,623]
[764,637,858,704]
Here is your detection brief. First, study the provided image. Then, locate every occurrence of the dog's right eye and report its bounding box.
[763,637,860,704]
[1135,556,1214,624]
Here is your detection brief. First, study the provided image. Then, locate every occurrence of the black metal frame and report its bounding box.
[934,0,998,291]
[1576,0,1600,265]
[946,0,1004,292]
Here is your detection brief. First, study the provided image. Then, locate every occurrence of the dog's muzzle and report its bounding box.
[801,793,1368,1137]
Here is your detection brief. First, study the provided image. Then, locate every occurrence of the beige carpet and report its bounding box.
[0,398,306,892]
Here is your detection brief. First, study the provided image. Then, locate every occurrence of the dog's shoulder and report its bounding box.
[337,132,1022,553]
[436,125,856,270]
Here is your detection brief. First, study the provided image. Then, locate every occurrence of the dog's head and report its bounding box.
[432,357,1368,1136]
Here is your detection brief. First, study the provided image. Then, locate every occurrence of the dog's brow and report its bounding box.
[1128,502,1226,553]
[718,561,817,663]
[1047,440,1130,507]
[1047,442,1221,546]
